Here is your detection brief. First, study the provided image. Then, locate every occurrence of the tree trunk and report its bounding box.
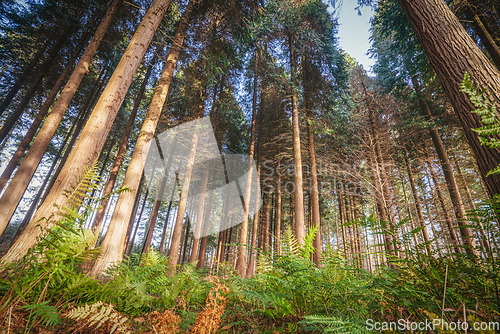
[403,147,433,255]
[92,59,155,233]
[398,0,500,198]
[275,170,282,255]
[303,52,322,264]
[158,174,178,254]
[197,195,213,269]
[167,131,198,273]
[337,181,348,258]
[0,0,122,251]
[189,162,209,263]
[246,130,262,278]
[235,50,258,276]
[288,33,306,245]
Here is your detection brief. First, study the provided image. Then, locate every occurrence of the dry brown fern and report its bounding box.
[190,277,230,334]
[64,301,131,334]
[147,309,182,334]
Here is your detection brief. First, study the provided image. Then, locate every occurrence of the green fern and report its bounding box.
[21,301,61,328]
[460,72,500,176]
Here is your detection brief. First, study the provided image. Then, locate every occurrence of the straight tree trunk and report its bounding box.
[303,52,322,264]
[235,50,258,276]
[0,0,123,250]
[288,33,306,245]
[189,163,209,263]
[398,0,500,198]
[275,170,282,255]
[246,130,262,278]
[92,59,155,232]
[158,174,178,254]
[197,195,213,269]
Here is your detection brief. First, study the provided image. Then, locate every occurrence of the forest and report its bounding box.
[0,0,500,332]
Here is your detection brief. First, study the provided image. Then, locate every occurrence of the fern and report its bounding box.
[300,315,371,333]
[460,72,500,176]
[21,301,61,328]
[65,301,131,334]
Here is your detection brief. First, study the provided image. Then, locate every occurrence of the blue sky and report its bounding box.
[334,0,375,73]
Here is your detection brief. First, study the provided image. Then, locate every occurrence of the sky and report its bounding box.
[334,0,375,73]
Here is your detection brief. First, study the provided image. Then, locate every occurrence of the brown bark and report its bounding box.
[303,54,321,264]
[337,181,348,258]
[398,0,500,198]
[158,174,178,254]
[288,33,306,245]
[0,0,123,253]
[92,59,155,233]
[236,50,258,276]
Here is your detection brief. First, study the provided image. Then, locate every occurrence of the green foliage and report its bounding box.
[460,72,500,175]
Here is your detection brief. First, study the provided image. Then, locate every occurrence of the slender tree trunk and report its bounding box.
[275,170,282,255]
[262,190,270,252]
[0,0,123,251]
[124,172,145,255]
[303,52,322,264]
[403,147,432,255]
[337,181,348,258]
[126,187,149,257]
[398,0,500,198]
[246,131,262,278]
[235,50,258,276]
[197,195,213,269]
[92,59,155,232]
[288,33,306,245]
[167,131,198,273]
[158,174,178,254]
[189,162,209,263]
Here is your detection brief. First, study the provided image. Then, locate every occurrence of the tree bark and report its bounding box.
[288,33,306,245]
[92,60,154,233]
[0,0,122,251]
[398,0,500,198]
